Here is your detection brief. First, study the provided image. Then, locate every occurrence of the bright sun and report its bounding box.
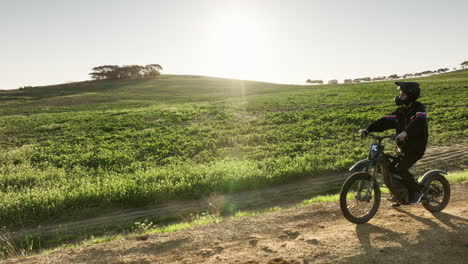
[206,13,266,80]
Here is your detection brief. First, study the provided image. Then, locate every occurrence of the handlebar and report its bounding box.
[365,132,395,141]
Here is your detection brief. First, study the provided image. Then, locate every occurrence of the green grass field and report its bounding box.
[1,70,467,229]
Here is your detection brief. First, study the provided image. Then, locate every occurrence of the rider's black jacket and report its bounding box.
[366,101,428,154]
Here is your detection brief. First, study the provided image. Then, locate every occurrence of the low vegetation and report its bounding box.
[0,70,467,231]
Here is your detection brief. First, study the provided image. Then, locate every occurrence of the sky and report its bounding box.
[1,0,467,89]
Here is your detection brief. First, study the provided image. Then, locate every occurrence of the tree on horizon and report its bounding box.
[89,64,163,81]
[387,74,400,80]
[461,61,468,69]
[306,79,323,85]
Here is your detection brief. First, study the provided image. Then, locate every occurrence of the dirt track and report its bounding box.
[4,181,467,264]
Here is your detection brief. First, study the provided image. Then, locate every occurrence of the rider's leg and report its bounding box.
[395,152,424,202]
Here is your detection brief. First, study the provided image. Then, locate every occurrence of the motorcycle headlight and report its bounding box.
[370,144,379,158]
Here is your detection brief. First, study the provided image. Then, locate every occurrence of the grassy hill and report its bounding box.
[0,71,467,229]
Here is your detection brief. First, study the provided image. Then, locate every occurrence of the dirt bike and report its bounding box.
[339,132,450,224]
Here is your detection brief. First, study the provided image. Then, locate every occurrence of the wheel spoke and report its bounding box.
[347,180,374,216]
[427,181,445,204]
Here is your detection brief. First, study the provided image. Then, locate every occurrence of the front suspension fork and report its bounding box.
[361,163,379,201]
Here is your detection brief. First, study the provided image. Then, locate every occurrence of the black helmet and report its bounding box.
[395,81,420,101]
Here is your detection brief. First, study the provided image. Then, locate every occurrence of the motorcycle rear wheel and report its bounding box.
[422,174,450,212]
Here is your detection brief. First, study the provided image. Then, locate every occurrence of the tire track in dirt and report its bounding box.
[419,145,467,161]
[413,144,467,173]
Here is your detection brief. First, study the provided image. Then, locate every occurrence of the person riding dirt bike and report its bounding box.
[359,81,428,205]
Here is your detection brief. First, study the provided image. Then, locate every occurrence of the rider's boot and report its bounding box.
[388,194,402,207]
[409,191,424,204]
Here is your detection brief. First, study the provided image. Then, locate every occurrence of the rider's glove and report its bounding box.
[358,129,369,138]
[395,131,407,142]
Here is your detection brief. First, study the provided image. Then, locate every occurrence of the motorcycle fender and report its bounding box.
[419,169,448,185]
[349,159,374,172]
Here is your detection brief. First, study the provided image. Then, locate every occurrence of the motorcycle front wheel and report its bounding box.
[340,172,381,224]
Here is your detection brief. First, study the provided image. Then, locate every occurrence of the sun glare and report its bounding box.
[206,13,266,80]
